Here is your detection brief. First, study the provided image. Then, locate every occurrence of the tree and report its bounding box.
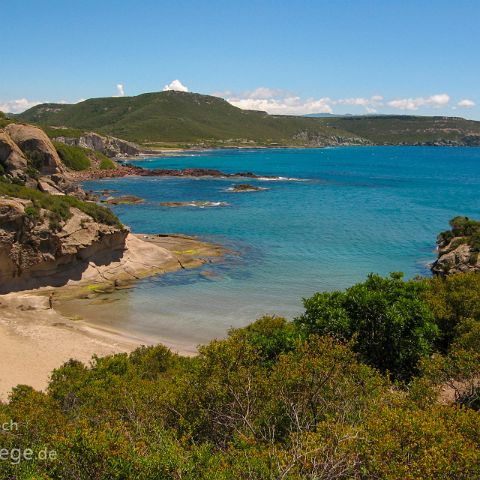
[296,273,438,380]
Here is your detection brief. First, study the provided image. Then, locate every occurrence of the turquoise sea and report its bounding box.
[79,147,480,351]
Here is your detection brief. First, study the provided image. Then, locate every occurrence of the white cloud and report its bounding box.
[387,93,450,111]
[457,99,475,108]
[163,79,189,92]
[227,93,333,115]
[219,89,386,115]
[0,98,43,114]
[116,84,125,97]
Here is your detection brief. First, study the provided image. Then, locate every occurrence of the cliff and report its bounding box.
[52,131,143,158]
[431,217,480,275]
[0,123,132,292]
[0,195,128,292]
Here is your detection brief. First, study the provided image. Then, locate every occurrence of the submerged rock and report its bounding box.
[160,201,229,208]
[102,195,145,205]
[227,183,268,192]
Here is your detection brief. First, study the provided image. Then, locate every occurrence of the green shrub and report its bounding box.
[24,205,41,222]
[422,272,480,350]
[296,273,438,380]
[25,149,48,171]
[0,182,122,228]
[98,156,117,170]
[53,141,91,171]
[42,126,84,139]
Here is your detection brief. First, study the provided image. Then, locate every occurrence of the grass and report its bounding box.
[97,154,117,170]
[53,142,118,171]
[42,126,85,139]
[0,180,123,228]
[53,142,91,171]
[15,91,480,145]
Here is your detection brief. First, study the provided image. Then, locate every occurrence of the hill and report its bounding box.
[16,91,480,146]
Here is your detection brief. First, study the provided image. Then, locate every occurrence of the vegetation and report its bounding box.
[15,91,480,145]
[0,110,15,128]
[53,142,91,171]
[438,216,480,251]
[41,125,86,139]
[97,153,117,170]
[52,141,117,171]
[0,180,122,228]
[295,272,438,380]
[0,272,478,478]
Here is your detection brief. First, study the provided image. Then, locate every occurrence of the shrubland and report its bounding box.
[0,272,478,479]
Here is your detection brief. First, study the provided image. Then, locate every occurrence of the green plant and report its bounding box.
[53,141,91,171]
[24,205,41,222]
[98,155,116,170]
[296,273,438,380]
[0,182,123,228]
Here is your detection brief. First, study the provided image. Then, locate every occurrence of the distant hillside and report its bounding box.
[16,91,480,146]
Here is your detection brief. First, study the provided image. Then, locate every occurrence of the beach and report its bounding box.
[0,233,224,399]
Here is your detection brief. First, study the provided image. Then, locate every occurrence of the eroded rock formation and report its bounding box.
[0,197,128,292]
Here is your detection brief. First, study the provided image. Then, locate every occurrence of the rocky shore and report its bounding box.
[431,216,480,276]
[0,120,233,397]
[69,163,273,181]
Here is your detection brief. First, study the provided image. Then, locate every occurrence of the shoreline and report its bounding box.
[0,233,226,399]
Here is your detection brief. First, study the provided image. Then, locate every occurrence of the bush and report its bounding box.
[438,216,480,251]
[53,141,91,171]
[296,273,438,380]
[0,182,122,228]
[422,272,480,350]
[1,273,480,478]
[98,156,117,170]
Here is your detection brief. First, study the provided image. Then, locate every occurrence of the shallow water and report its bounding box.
[77,147,480,350]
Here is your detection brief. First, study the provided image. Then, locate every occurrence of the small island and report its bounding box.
[227,183,268,192]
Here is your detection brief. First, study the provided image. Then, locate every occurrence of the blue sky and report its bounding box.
[1,0,478,118]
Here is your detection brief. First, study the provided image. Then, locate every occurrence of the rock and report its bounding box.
[227,183,268,192]
[53,131,143,158]
[5,123,65,175]
[431,239,480,276]
[38,177,65,196]
[0,198,129,293]
[0,129,28,179]
[101,195,144,205]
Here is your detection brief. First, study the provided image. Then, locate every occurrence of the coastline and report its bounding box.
[0,233,226,399]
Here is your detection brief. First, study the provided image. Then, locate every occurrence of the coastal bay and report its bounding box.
[73,146,480,350]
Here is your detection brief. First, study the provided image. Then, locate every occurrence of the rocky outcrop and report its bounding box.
[293,131,372,147]
[0,197,129,292]
[431,217,480,275]
[0,130,28,179]
[431,238,480,276]
[0,123,82,196]
[227,184,268,192]
[53,132,143,158]
[5,124,65,175]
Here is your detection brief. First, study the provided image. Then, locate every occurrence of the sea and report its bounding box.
[70,147,480,352]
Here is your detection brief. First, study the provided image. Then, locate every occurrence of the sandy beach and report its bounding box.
[0,233,225,400]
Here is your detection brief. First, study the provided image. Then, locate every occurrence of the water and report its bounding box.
[78,147,480,351]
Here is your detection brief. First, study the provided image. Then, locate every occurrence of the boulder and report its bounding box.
[5,123,65,175]
[0,129,28,177]
[431,239,480,276]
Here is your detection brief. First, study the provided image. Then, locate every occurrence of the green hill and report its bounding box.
[15,91,480,146]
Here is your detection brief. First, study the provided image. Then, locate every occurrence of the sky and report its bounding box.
[1,0,479,118]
